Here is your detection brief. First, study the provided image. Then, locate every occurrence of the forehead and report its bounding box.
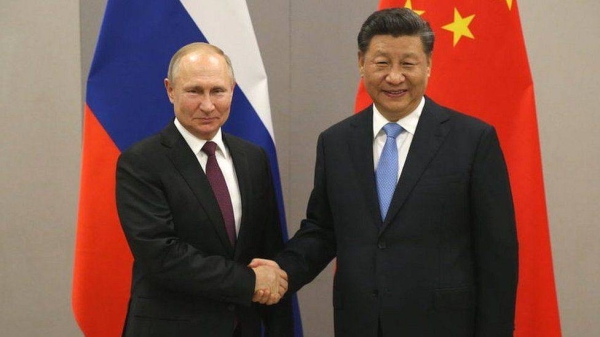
[366,34,426,56]
[175,52,232,83]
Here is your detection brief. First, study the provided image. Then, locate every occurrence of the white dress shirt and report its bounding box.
[373,97,425,181]
[174,118,242,236]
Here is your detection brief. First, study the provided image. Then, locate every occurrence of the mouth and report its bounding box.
[383,89,408,98]
[194,117,218,124]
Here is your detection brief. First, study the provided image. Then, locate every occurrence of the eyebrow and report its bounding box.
[371,51,420,58]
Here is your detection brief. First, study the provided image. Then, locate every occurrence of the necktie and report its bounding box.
[202,141,236,246]
[376,123,403,220]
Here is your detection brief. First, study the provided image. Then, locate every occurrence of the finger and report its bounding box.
[277,273,288,287]
[257,294,270,304]
[252,289,264,303]
[277,269,288,281]
[254,290,271,304]
[266,292,281,305]
[249,258,279,268]
[278,287,286,299]
[279,278,288,292]
[248,259,262,268]
[255,289,272,304]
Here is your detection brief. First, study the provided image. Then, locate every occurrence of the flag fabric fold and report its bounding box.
[73,1,302,336]
[356,1,560,336]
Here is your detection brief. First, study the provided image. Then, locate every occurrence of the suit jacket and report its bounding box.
[116,121,292,337]
[276,97,518,337]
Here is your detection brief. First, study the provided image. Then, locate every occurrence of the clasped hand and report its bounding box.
[249,258,287,305]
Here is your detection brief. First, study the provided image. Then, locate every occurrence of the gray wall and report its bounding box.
[1,0,82,336]
[1,0,598,336]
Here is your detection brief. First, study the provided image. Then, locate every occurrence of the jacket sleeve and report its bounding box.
[470,126,519,336]
[275,133,337,293]
[254,147,294,336]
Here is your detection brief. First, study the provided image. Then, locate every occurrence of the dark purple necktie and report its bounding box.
[202,141,236,246]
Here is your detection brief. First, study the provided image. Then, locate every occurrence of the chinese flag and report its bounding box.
[356,1,561,336]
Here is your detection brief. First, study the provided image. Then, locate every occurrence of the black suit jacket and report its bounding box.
[116,122,292,337]
[277,98,518,337]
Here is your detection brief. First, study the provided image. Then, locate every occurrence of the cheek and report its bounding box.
[181,97,201,109]
[364,74,382,88]
[216,97,233,113]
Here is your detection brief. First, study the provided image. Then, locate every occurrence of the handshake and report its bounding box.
[249,258,288,305]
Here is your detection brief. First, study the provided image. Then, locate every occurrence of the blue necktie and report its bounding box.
[376,123,403,220]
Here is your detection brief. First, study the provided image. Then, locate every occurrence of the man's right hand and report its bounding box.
[250,259,288,305]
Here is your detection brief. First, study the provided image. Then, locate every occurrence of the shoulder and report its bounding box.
[122,133,162,155]
[223,133,271,169]
[223,133,266,156]
[426,97,494,133]
[320,107,373,139]
[118,122,178,165]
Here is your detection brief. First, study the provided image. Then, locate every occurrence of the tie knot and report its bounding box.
[202,141,217,156]
[382,123,403,139]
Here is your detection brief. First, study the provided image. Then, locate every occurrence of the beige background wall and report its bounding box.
[1,0,598,336]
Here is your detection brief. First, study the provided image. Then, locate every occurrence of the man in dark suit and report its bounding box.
[251,8,518,337]
[116,42,292,337]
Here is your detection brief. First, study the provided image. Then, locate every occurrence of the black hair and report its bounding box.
[358,8,434,55]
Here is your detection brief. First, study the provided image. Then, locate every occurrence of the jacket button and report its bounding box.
[372,290,379,297]
[227,304,235,311]
[378,240,386,249]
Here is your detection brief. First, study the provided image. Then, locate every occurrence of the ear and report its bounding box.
[426,55,432,77]
[164,78,175,103]
[358,51,365,76]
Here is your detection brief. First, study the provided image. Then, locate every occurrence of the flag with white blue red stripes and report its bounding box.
[73,1,303,335]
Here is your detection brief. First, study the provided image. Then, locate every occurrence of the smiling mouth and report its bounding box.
[383,89,408,97]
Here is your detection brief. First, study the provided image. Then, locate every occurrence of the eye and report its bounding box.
[374,60,389,69]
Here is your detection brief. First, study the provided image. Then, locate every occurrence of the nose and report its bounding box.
[199,94,215,113]
[386,66,405,85]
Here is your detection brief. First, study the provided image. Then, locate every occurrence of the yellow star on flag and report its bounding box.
[442,8,475,46]
[502,0,514,10]
[404,0,425,15]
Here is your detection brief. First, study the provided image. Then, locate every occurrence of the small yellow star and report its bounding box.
[442,8,475,46]
[404,0,425,15]
[503,0,513,10]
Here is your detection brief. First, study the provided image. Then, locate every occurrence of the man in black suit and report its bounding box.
[116,42,292,337]
[252,8,518,337]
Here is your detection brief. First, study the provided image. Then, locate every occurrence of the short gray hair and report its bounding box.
[167,42,235,84]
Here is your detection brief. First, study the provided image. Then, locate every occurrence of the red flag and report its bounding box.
[72,106,132,336]
[356,1,561,336]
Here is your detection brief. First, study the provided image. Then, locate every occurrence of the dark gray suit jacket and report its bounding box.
[116,122,292,337]
[277,97,518,337]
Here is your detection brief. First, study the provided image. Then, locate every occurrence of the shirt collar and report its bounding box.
[174,118,229,158]
[372,96,425,138]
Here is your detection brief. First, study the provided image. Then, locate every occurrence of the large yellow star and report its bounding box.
[442,8,475,46]
[404,0,425,15]
[503,0,513,10]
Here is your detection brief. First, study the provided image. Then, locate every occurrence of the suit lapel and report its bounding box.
[348,108,382,228]
[381,98,450,233]
[224,135,250,260]
[162,123,235,256]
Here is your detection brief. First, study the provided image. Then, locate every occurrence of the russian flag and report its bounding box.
[72,1,303,336]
